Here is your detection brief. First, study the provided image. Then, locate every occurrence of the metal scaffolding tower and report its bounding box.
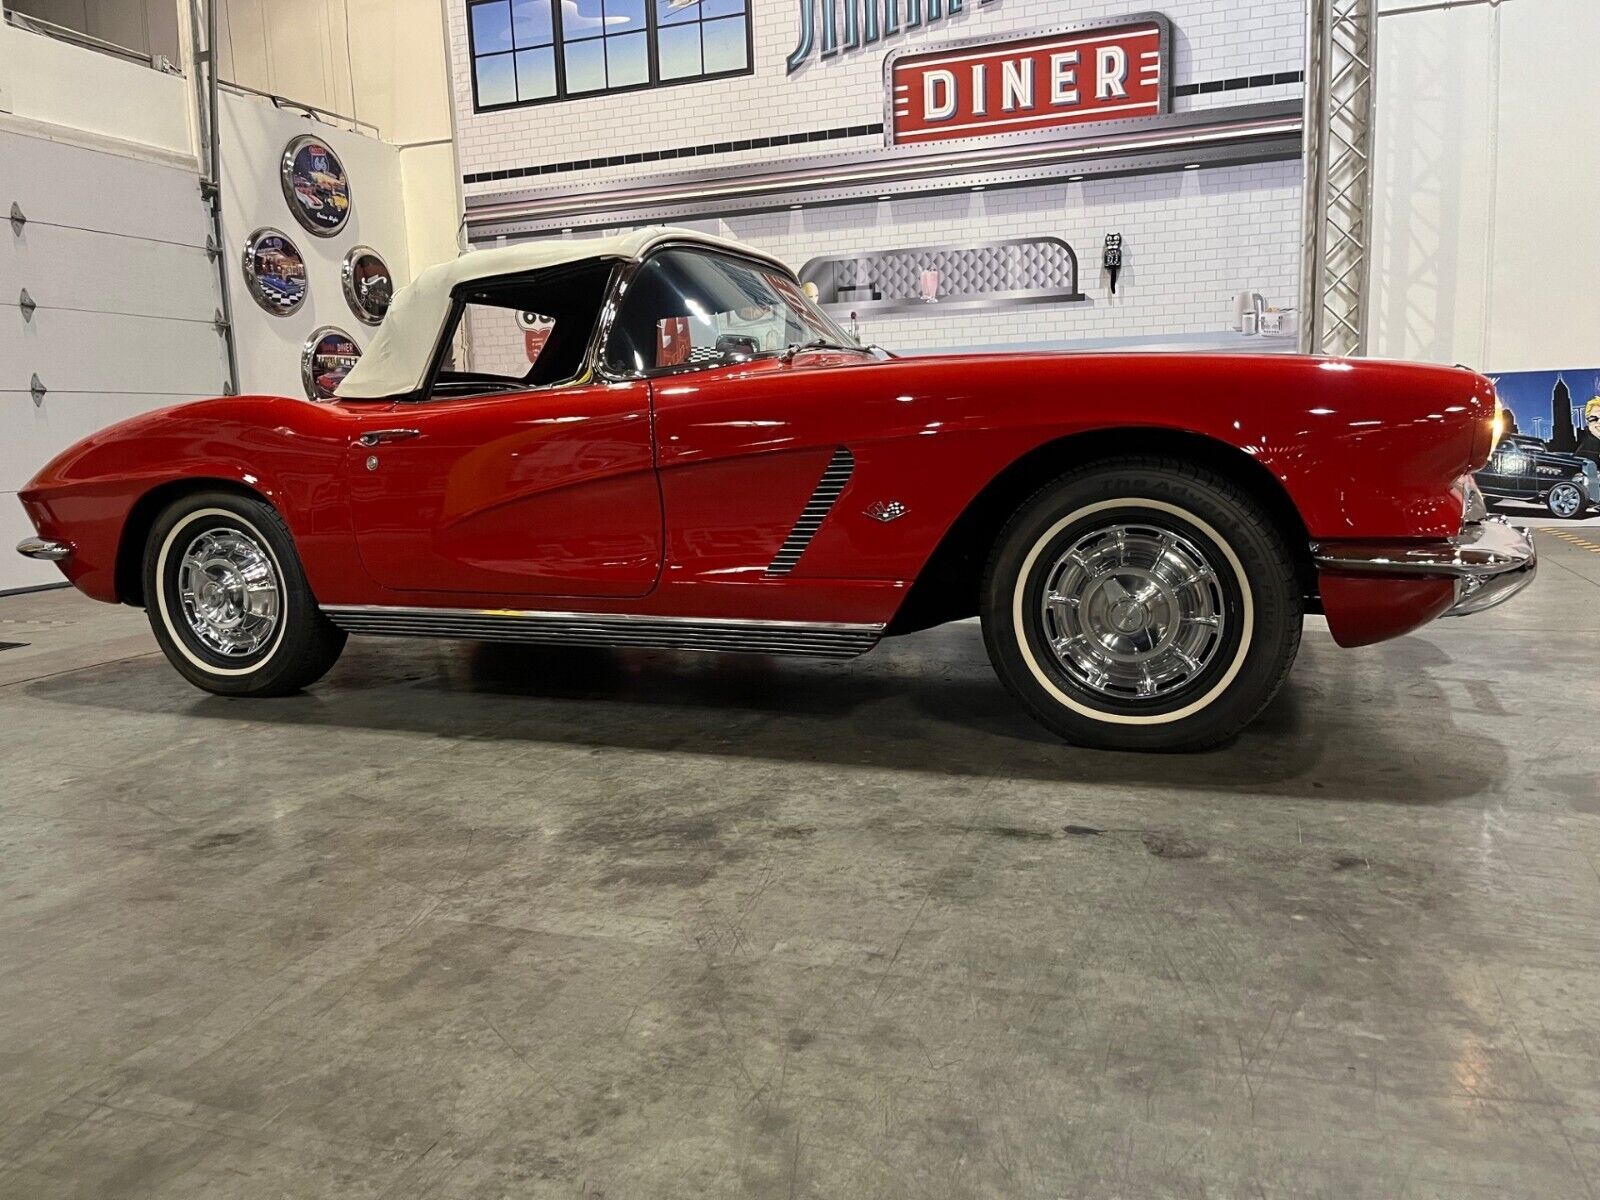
[1299,0,1377,356]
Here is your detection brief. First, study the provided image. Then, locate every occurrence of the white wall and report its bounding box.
[218,89,413,398]
[704,161,1300,353]
[498,160,1302,357]
[1,18,218,592]
[205,0,458,393]
[0,16,193,158]
[215,0,453,142]
[6,0,181,64]
[1,3,443,590]
[0,129,227,593]
[215,0,462,272]
[1370,0,1600,372]
[448,1,1299,195]
[450,0,1307,192]
[399,140,463,271]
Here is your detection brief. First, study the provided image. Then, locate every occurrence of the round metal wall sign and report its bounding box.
[241,228,307,316]
[301,327,362,401]
[281,135,351,237]
[341,247,392,325]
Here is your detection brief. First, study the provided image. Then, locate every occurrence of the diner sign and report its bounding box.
[886,15,1170,147]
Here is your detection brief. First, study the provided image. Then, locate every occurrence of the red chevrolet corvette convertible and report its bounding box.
[17,228,1535,751]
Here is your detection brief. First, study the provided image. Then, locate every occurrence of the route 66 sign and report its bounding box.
[281,135,351,237]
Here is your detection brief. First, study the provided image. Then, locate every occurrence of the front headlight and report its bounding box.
[1490,400,1508,453]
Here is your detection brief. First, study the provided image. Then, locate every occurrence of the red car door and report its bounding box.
[346,381,662,598]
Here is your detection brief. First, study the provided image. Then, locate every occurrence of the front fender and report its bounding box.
[18,395,370,604]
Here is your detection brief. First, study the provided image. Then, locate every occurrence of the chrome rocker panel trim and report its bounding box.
[321,605,884,659]
[16,537,72,563]
[1311,518,1537,619]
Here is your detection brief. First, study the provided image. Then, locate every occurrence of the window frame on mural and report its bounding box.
[466,0,754,113]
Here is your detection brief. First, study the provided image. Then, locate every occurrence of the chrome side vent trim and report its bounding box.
[766,446,855,577]
[321,606,882,660]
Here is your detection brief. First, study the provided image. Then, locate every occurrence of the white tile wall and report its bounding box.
[445,2,1306,352]
[467,306,544,376]
[511,159,1302,354]
[449,0,1306,188]
[731,161,1304,352]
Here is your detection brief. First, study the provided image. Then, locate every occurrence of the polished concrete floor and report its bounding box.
[2,530,1599,1199]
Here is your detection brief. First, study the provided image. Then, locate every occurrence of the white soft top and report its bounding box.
[335,226,790,400]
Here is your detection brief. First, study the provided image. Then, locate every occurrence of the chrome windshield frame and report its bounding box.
[590,242,865,384]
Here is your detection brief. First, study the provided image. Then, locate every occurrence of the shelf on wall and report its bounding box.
[799,237,1087,317]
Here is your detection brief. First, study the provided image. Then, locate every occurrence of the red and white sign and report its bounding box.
[656,316,691,368]
[888,17,1169,147]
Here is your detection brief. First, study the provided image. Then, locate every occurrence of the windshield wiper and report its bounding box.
[781,338,870,363]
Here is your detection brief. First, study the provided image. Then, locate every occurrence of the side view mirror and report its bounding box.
[715,334,761,362]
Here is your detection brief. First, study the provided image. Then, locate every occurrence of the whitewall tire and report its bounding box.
[981,458,1302,751]
[143,492,346,697]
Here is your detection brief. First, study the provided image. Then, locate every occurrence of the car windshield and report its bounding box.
[606,249,860,376]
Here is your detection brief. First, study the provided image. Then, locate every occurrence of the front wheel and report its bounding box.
[143,492,346,696]
[981,459,1303,752]
[1546,481,1585,519]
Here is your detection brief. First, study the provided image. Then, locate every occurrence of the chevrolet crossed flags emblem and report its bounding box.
[864,500,908,523]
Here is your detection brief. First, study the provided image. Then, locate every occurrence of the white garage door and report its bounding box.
[1,127,228,592]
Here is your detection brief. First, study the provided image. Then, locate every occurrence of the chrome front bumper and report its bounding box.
[1312,518,1537,618]
[15,537,72,563]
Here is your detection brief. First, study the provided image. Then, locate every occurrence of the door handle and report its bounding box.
[357,429,421,447]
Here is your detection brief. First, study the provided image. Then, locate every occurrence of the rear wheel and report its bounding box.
[143,492,345,696]
[981,458,1302,751]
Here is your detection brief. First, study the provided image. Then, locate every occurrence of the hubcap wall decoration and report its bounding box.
[177,527,281,658]
[1038,522,1227,701]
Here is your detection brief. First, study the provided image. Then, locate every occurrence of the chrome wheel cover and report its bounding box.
[1039,522,1227,701]
[176,526,281,658]
[1549,484,1582,518]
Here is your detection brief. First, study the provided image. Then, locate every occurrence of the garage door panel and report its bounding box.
[0,392,204,492]
[0,129,223,594]
[1,308,227,397]
[3,223,219,323]
[0,130,207,247]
